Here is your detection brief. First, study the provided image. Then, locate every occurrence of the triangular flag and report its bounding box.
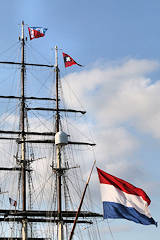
[62,52,83,68]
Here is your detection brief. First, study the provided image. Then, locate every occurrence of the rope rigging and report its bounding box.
[0,27,108,240]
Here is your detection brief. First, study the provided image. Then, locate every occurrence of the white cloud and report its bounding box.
[62,58,160,137]
[61,58,160,183]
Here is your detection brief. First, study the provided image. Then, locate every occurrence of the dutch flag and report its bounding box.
[97,168,157,226]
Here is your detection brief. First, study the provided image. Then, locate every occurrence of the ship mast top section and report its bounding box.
[55,45,58,67]
[55,45,61,133]
[20,20,27,45]
[21,20,24,40]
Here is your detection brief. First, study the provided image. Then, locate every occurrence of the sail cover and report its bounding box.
[97,168,157,226]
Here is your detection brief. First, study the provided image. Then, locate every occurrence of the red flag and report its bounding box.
[62,52,83,68]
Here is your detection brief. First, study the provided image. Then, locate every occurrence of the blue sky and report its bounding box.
[0,0,159,239]
[1,0,160,63]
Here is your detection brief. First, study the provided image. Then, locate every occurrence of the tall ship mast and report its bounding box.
[0,21,102,239]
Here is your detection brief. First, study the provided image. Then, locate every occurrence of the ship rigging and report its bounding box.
[0,21,102,239]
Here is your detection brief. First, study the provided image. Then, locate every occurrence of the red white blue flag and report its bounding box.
[97,168,157,226]
[9,197,17,207]
[28,27,48,40]
[62,52,83,68]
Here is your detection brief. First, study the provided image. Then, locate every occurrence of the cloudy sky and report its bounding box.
[0,0,159,239]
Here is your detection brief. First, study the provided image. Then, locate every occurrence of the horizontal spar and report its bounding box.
[0,130,55,136]
[0,96,57,101]
[0,61,54,68]
[26,107,86,114]
[0,238,51,240]
[0,217,93,224]
[16,139,95,146]
[0,137,95,146]
[68,141,96,146]
[0,137,17,140]
[0,167,31,171]
[0,209,102,218]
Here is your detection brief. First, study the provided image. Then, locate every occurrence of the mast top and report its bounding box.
[55,45,58,67]
[21,21,24,40]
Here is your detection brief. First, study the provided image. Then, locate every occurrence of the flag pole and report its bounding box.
[69,160,96,240]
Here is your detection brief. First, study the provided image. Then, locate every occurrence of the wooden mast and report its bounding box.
[20,20,27,240]
[55,46,64,240]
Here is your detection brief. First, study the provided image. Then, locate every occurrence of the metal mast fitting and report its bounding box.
[55,131,68,145]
